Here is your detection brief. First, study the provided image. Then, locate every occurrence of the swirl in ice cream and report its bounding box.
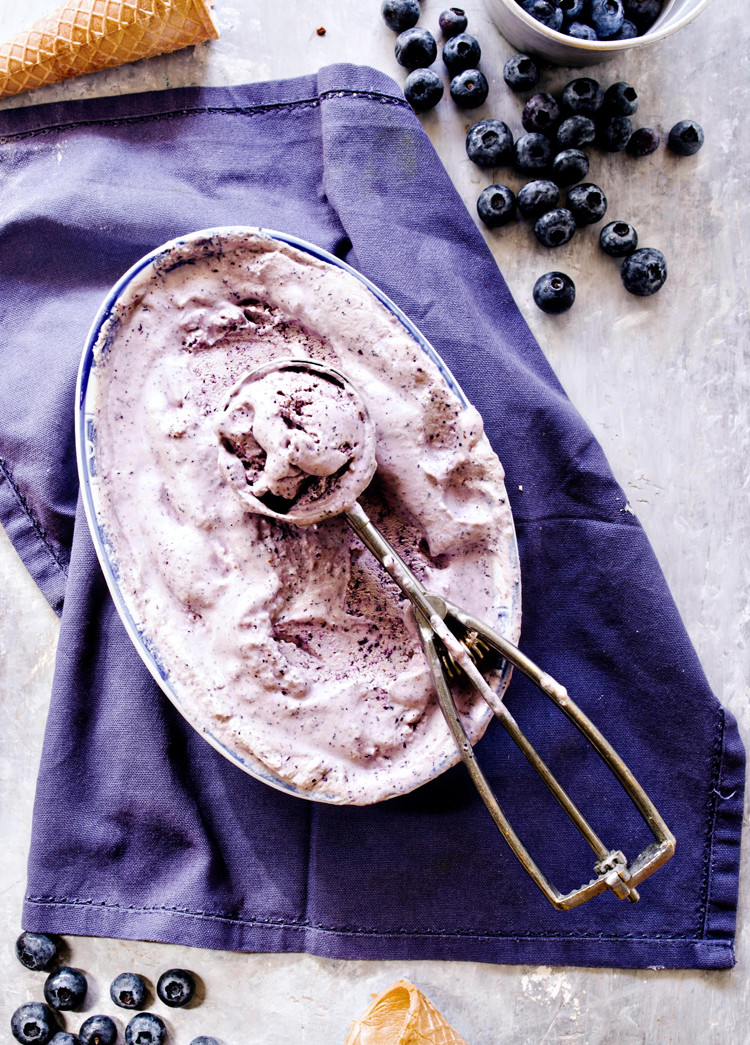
[216,360,377,524]
[88,229,521,804]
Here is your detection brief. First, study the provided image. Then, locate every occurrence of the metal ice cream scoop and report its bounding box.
[217,356,675,910]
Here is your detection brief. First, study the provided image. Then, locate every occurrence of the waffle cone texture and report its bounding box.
[344,980,469,1045]
[0,0,219,100]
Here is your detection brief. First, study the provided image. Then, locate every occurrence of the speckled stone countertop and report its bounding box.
[1,1,748,1042]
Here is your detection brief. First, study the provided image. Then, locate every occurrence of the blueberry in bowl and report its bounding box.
[589,0,625,37]
[521,0,564,31]
[567,22,598,39]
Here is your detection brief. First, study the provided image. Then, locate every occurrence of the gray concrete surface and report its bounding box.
[1,0,748,1042]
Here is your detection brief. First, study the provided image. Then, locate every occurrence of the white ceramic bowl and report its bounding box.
[484,0,714,65]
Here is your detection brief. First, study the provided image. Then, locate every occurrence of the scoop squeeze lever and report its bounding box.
[218,357,675,910]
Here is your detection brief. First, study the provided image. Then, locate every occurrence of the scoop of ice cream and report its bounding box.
[216,359,377,524]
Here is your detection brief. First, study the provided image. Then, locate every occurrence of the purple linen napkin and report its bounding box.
[0,63,743,969]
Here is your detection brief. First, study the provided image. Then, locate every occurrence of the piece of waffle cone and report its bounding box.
[344,980,469,1045]
[0,0,219,101]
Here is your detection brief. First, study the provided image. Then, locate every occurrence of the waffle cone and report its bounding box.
[344,980,469,1045]
[0,0,219,100]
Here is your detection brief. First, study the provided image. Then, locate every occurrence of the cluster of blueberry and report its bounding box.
[11,932,217,1045]
[517,0,664,42]
[467,58,703,310]
[382,2,490,110]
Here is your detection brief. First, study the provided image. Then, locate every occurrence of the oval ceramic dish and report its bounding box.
[76,227,522,804]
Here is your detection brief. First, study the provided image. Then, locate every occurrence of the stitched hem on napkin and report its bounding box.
[22,702,743,969]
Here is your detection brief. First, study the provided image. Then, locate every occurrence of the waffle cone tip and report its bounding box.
[344,979,469,1045]
[0,0,219,101]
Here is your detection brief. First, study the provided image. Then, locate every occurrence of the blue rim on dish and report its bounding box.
[75,226,522,804]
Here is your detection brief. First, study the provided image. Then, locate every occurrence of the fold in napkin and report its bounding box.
[0,64,743,969]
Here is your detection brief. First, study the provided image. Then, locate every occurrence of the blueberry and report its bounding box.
[522,92,560,134]
[556,115,595,149]
[449,69,488,108]
[190,1038,219,1045]
[589,0,624,37]
[551,148,589,186]
[534,207,577,247]
[466,119,514,166]
[600,220,638,256]
[125,1013,167,1045]
[566,182,607,225]
[597,114,632,151]
[515,132,552,172]
[50,1035,80,1045]
[503,53,540,91]
[395,27,437,69]
[521,0,564,32]
[559,0,584,20]
[668,119,704,156]
[566,22,598,38]
[15,932,59,972]
[442,32,480,73]
[533,271,576,313]
[627,126,660,156]
[477,185,516,228]
[110,972,148,1010]
[561,76,604,117]
[517,179,560,218]
[78,1016,117,1045]
[611,17,637,36]
[621,247,667,295]
[603,81,638,115]
[404,68,444,111]
[438,7,468,37]
[157,967,195,1008]
[11,1003,57,1045]
[44,967,87,1011]
[381,0,420,32]
[623,0,662,30]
